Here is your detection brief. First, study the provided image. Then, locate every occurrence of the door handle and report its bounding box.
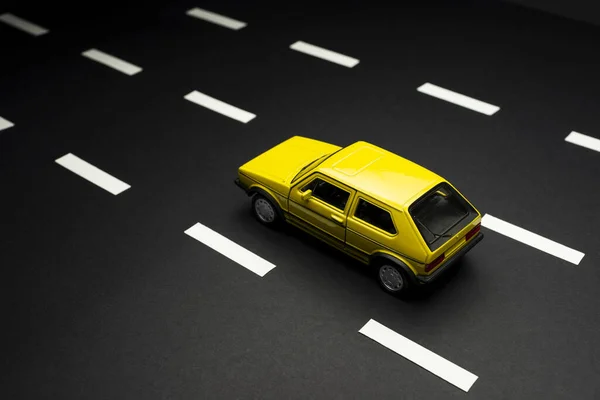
[330,214,344,225]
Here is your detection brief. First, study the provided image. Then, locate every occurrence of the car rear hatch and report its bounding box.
[408,182,481,273]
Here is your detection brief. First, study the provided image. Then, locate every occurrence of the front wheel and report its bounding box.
[377,263,412,296]
[252,194,280,226]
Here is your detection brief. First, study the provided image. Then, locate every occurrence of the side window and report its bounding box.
[302,178,350,210]
[301,178,319,192]
[354,198,397,234]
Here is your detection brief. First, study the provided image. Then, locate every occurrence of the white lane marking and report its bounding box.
[186,7,247,30]
[55,153,131,195]
[184,222,276,277]
[290,41,360,68]
[0,13,48,36]
[565,131,600,153]
[81,49,142,76]
[417,82,500,115]
[481,214,584,265]
[359,319,478,392]
[184,90,256,123]
[0,116,14,131]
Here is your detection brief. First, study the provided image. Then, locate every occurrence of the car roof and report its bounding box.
[317,141,444,210]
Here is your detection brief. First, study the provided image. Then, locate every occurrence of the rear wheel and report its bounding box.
[376,262,412,296]
[252,194,280,226]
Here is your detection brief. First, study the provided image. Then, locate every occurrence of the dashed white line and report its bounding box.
[290,41,360,68]
[481,214,585,265]
[0,13,48,36]
[565,131,600,153]
[0,116,14,131]
[184,222,276,277]
[81,49,142,76]
[55,153,131,195]
[186,7,247,30]
[184,90,256,123]
[417,82,500,115]
[359,319,478,392]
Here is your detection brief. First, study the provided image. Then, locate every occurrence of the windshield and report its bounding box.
[291,149,341,183]
[409,183,476,251]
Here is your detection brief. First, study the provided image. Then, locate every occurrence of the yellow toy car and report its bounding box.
[234,136,483,296]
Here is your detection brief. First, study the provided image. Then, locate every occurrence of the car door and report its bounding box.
[346,195,399,256]
[288,174,355,244]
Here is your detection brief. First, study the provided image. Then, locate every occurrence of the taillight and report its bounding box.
[465,223,481,241]
[425,254,445,272]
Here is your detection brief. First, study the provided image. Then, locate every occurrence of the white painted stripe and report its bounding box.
[55,153,131,195]
[186,7,247,30]
[81,49,142,76]
[481,214,584,265]
[0,13,48,36]
[290,41,360,68]
[359,319,478,392]
[184,222,276,277]
[417,82,500,115]
[0,116,14,131]
[184,90,256,123]
[565,131,600,153]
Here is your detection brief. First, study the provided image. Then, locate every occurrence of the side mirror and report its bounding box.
[301,190,312,201]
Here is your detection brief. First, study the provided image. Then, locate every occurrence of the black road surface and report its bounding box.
[2,1,600,399]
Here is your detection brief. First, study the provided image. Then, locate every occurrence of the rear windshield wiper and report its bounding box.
[415,219,453,243]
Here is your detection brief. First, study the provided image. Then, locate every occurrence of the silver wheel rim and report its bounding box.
[254,198,275,223]
[379,265,403,291]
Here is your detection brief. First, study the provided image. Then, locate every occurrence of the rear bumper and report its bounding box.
[415,232,484,284]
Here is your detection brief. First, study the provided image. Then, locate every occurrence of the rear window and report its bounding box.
[409,183,477,251]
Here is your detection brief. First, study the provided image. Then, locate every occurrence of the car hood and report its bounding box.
[239,136,341,189]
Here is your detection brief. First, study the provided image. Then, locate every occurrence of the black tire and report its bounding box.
[375,261,412,297]
[251,194,280,226]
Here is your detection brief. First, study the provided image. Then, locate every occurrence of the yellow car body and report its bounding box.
[235,136,483,295]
